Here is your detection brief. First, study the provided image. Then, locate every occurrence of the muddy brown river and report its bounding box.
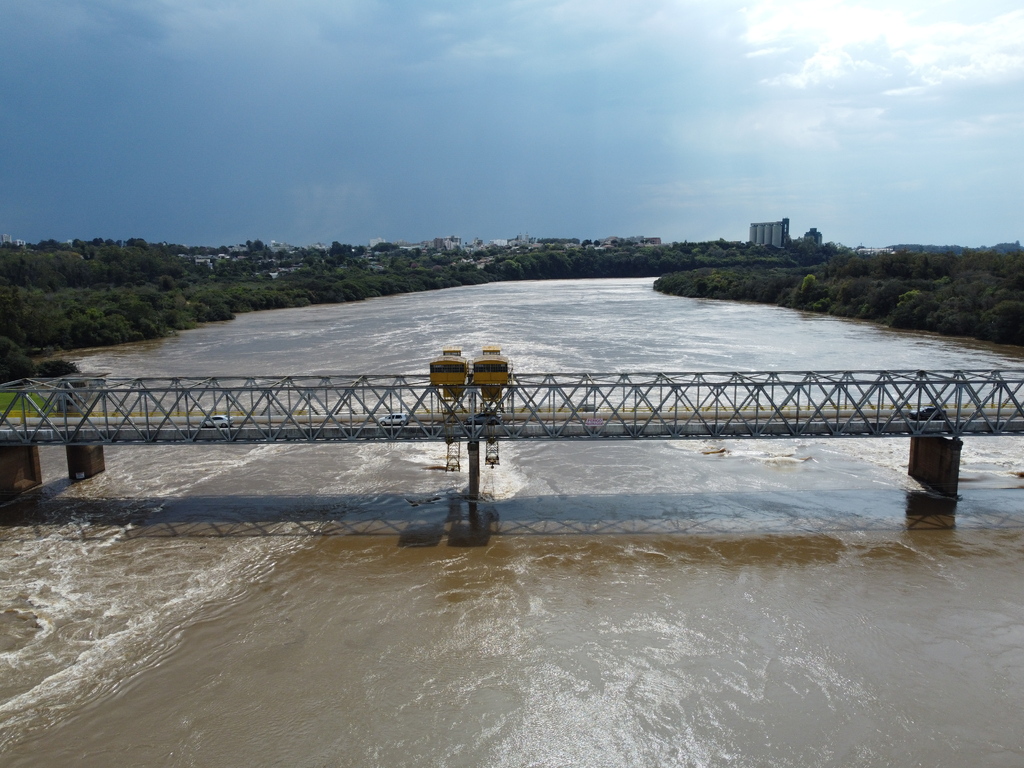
[2,278,1024,766]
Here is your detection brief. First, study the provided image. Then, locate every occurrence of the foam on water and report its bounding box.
[0,521,302,747]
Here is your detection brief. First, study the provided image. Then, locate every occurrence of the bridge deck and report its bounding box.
[2,370,1024,445]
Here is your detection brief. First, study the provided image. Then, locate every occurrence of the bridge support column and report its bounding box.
[908,436,962,496]
[66,445,105,482]
[0,446,42,500]
[467,440,480,499]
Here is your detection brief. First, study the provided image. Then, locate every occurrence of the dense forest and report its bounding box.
[654,247,1024,346]
[0,236,831,380]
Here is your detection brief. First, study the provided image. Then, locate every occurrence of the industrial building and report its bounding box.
[803,227,823,245]
[749,218,790,247]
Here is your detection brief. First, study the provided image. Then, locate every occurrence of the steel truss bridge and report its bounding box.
[3,370,1024,447]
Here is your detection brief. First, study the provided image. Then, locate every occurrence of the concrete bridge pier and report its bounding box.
[0,446,43,500]
[467,440,480,499]
[66,445,105,482]
[908,436,962,496]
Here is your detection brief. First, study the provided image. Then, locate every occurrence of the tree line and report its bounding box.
[654,247,1024,346]
[0,235,838,380]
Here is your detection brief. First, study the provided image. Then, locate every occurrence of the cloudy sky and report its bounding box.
[1,0,1021,247]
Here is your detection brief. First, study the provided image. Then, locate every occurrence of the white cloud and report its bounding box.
[771,45,893,89]
[743,1,1024,92]
[746,47,791,58]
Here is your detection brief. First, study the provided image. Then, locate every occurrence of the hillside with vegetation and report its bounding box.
[654,246,1024,347]
[0,236,829,380]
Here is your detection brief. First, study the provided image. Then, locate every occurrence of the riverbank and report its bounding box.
[654,247,1024,347]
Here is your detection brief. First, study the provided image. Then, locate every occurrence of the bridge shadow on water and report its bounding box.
[3,477,1023,546]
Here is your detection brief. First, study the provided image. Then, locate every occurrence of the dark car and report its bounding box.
[907,406,942,421]
[465,412,503,426]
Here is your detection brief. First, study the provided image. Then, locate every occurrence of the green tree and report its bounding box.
[0,336,35,382]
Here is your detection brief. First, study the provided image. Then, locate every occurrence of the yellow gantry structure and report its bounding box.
[472,346,511,403]
[429,347,470,472]
[429,347,468,400]
[430,345,512,470]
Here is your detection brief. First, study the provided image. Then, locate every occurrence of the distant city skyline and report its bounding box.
[4,227,1023,253]
[1,1,1021,248]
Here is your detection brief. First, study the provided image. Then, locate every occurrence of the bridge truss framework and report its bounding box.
[3,370,1024,446]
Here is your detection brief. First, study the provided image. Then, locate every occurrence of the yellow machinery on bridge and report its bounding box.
[472,346,511,467]
[430,347,468,472]
[472,346,511,403]
[430,347,469,399]
[428,346,512,473]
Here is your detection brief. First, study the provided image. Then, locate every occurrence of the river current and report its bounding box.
[2,278,1024,766]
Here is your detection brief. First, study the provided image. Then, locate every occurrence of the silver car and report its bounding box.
[200,415,232,428]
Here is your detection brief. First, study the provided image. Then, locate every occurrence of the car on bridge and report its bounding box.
[200,415,232,428]
[907,406,942,421]
[378,412,410,427]
[465,412,503,426]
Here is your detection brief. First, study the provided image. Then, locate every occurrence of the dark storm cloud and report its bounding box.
[1,0,1021,247]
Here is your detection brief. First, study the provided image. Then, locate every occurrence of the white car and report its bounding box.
[200,415,232,428]
[379,412,410,427]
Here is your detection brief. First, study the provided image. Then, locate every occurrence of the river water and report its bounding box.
[3,278,1024,766]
